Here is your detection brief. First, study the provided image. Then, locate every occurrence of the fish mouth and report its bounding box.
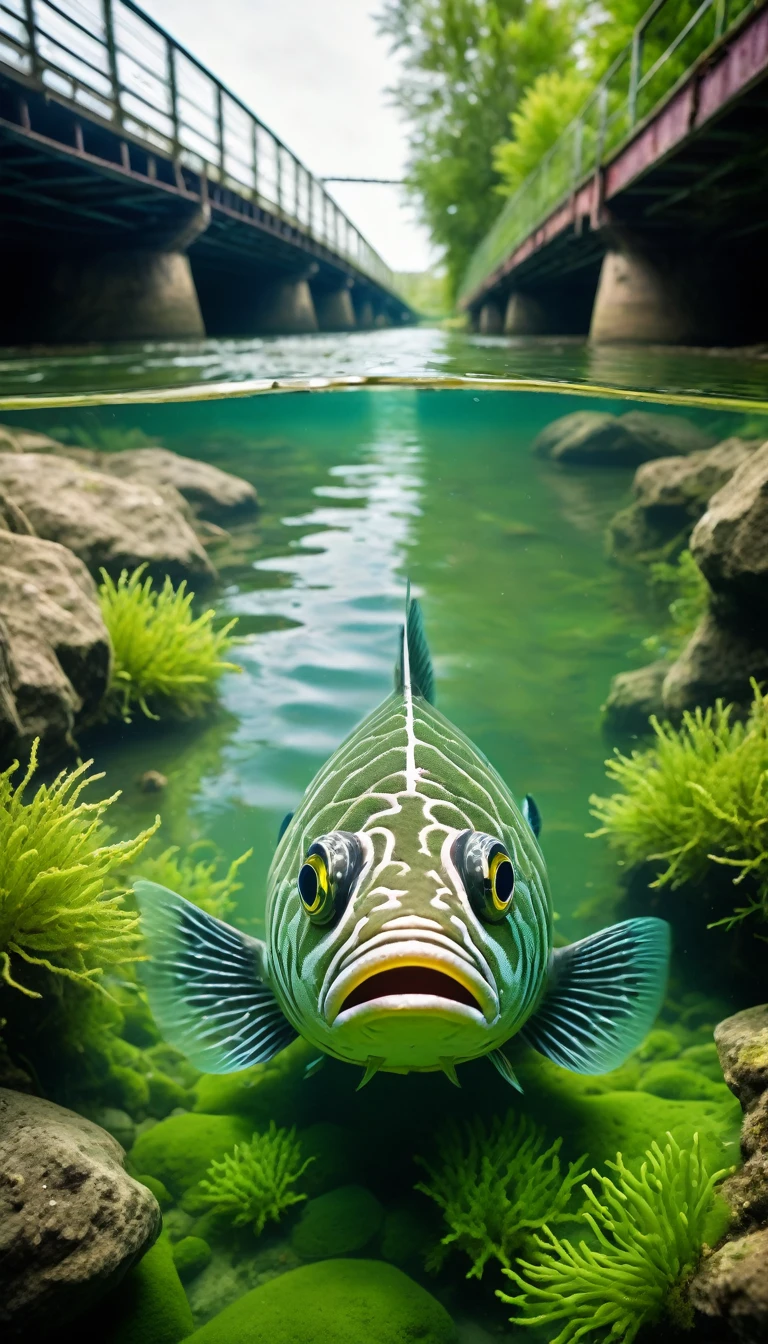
[324,942,497,1027]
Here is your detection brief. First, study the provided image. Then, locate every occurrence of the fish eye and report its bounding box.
[451,830,515,924]
[297,831,365,926]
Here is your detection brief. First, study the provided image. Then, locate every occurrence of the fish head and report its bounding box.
[266,765,551,1074]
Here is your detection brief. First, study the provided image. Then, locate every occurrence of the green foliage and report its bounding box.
[500,1131,731,1344]
[99,566,239,721]
[199,1121,314,1236]
[493,69,591,195]
[134,842,252,920]
[52,415,158,453]
[378,0,579,294]
[642,549,709,658]
[415,1111,587,1278]
[0,742,158,997]
[394,269,451,318]
[590,681,768,928]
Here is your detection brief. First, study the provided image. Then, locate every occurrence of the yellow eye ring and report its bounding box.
[298,852,329,915]
[489,850,515,913]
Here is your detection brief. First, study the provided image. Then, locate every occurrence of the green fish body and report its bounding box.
[137,595,669,1090]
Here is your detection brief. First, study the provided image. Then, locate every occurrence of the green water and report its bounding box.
[3,334,764,1341]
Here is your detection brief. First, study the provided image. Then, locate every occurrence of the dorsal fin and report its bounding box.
[395,582,435,704]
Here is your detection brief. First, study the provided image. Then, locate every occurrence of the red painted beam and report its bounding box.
[465,2,768,308]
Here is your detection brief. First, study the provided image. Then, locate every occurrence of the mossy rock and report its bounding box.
[137,1173,173,1210]
[297,1122,364,1197]
[109,1063,151,1114]
[291,1185,383,1260]
[87,1234,194,1344]
[379,1202,435,1266]
[638,1061,727,1102]
[148,1070,193,1119]
[636,1029,682,1063]
[680,1042,725,1082]
[129,1111,252,1199]
[193,1038,315,1124]
[173,1235,212,1282]
[184,1258,456,1343]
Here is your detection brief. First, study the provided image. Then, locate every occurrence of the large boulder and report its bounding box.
[688,1006,768,1342]
[602,660,667,735]
[691,442,768,622]
[0,531,111,756]
[101,448,258,522]
[0,1087,161,1337]
[0,424,66,455]
[609,437,759,560]
[533,409,715,466]
[0,454,214,585]
[661,612,768,716]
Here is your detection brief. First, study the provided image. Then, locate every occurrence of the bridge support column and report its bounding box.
[254,276,318,334]
[503,292,548,335]
[590,235,696,345]
[478,300,503,334]
[355,295,375,330]
[49,249,205,342]
[313,281,356,331]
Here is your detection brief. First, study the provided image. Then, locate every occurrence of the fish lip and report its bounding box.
[323,940,498,1027]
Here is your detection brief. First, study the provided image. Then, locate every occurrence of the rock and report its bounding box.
[602,660,667,734]
[714,1005,768,1231]
[0,424,65,455]
[128,1111,252,1200]
[534,408,714,465]
[0,453,214,586]
[0,1086,161,1337]
[636,1061,726,1102]
[185,1242,301,1329]
[291,1184,384,1260]
[380,1201,435,1266]
[92,1106,136,1150]
[101,448,258,522]
[690,1228,768,1344]
[661,612,768,715]
[0,531,111,757]
[0,486,34,536]
[83,1233,194,1344]
[183,1258,457,1344]
[609,437,759,559]
[691,442,768,622]
[172,1236,212,1282]
[139,769,168,793]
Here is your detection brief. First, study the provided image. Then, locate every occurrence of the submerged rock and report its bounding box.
[533,408,714,465]
[128,1110,252,1201]
[101,447,258,522]
[691,1229,768,1344]
[184,1258,457,1344]
[661,612,768,716]
[602,660,667,735]
[82,1232,194,1344]
[691,441,768,623]
[0,453,214,585]
[0,531,111,758]
[0,1087,161,1337]
[291,1184,384,1259]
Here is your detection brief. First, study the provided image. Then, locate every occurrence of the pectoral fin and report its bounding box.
[135,880,297,1074]
[521,917,670,1075]
[489,1048,524,1093]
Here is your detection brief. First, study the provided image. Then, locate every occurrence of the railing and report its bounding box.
[0,0,395,291]
[459,0,758,304]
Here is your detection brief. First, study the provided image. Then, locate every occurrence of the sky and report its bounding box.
[144,0,437,273]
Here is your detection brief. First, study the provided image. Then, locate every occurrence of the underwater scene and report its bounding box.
[1,343,768,1344]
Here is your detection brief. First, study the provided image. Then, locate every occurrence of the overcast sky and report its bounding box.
[144,0,436,272]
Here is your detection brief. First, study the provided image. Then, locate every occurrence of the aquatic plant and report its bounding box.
[0,742,158,997]
[199,1121,313,1235]
[134,842,252,920]
[590,680,768,928]
[642,549,709,658]
[415,1112,587,1279]
[500,1131,731,1344]
[99,565,239,721]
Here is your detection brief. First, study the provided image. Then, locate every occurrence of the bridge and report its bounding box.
[0,0,413,342]
[459,0,768,345]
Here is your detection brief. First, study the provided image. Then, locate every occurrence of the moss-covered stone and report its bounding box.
[636,1029,683,1062]
[148,1070,193,1119]
[129,1111,252,1199]
[638,1062,727,1102]
[89,1234,194,1344]
[297,1123,364,1197]
[137,1173,173,1210]
[380,1202,435,1266]
[109,1064,151,1114]
[184,1258,456,1343]
[193,1039,315,1125]
[291,1185,383,1260]
[680,1043,726,1082]
[173,1236,212,1282]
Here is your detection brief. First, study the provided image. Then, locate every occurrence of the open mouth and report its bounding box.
[340,965,482,1013]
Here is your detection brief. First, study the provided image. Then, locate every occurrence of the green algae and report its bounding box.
[129,1112,253,1200]
[173,1236,213,1282]
[87,1235,194,1344]
[291,1185,384,1260]
[183,1259,457,1344]
[199,1122,312,1236]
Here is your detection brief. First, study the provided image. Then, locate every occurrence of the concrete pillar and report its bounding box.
[590,239,695,345]
[48,250,205,342]
[313,283,356,331]
[504,292,548,335]
[254,278,318,334]
[374,312,391,328]
[478,301,503,334]
[356,298,375,330]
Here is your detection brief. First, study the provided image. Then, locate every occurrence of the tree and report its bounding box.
[378,0,578,296]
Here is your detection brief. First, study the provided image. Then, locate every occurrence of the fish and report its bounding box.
[135,590,670,1091]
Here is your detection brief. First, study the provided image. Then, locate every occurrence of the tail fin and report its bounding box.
[395,582,435,704]
[135,880,297,1074]
[521,917,670,1075]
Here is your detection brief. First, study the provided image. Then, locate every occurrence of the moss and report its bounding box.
[291,1185,383,1260]
[109,1064,151,1114]
[90,1235,194,1344]
[380,1202,435,1266]
[183,1258,456,1344]
[636,1029,682,1062]
[192,1038,314,1124]
[137,1173,173,1209]
[637,1062,727,1102]
[147,1070,192,1118]
[100,565,239,721]
[134,842,251,921]
[680,1043,724,1082]
[172,1235,212,1282]
[129,1111,252,1199]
